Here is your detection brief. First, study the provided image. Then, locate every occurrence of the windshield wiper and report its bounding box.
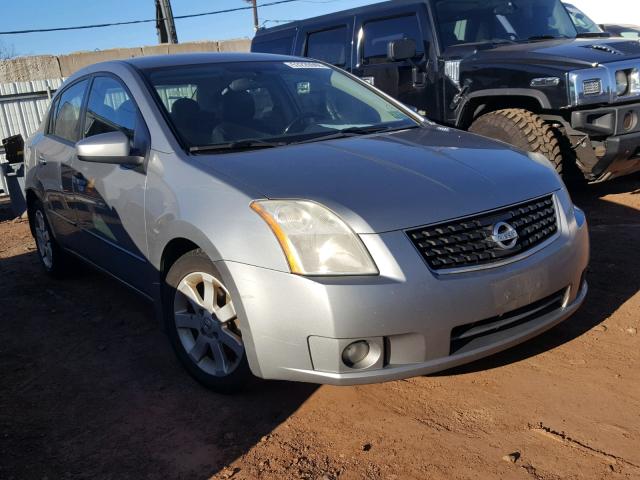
[487,38,517,44]
[577,32,611,38]
[526,35,570,42]
[189,139,287,154]
[452,38,516,48]
[292,125,417,145]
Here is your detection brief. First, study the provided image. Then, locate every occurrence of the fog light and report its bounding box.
[622,111,638,131]
[342,341,370,368]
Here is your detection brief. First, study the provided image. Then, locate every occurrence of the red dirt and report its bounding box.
[0,176,639,480]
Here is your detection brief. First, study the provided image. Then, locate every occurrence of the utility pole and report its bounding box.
[252,0,259,31]
[155,0,178,44]
[245,0,259,31]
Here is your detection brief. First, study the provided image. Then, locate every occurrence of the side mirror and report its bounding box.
[387,38,417,62]
[76,131,143,166]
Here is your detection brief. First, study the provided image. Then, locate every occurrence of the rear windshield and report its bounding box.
[434,0,578,50]
[252,34,294,55]
[143,61,417,149]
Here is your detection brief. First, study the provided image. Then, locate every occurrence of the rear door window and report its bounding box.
[306,26,348,66]
[46,97,60,135]
[362,15,423,64]
[52,79,89,143]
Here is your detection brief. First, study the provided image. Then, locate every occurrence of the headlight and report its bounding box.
[616,70,629,96]
[251,200,378,276]
[630,68,640,95]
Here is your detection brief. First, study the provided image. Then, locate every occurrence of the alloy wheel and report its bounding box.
[34,210,53,269]
[173,271,244,377]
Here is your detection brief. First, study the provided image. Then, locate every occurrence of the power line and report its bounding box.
[0,0,299,35]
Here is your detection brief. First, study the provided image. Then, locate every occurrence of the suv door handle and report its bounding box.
[37,153,47,165]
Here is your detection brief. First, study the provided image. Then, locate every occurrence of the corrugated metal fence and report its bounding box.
[0,78,63,194]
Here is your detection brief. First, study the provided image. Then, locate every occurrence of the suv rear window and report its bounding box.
[363,15,423,63]
[252,34,294,55]
[306,27,348,66]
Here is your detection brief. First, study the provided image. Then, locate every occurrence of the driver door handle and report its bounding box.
[37,153,47,165]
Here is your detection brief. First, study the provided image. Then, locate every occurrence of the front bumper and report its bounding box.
[217,192,590,385]
[571,104,640,180]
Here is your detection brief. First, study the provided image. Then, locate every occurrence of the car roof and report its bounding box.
[122,52,305,70]
[254,0,425,36]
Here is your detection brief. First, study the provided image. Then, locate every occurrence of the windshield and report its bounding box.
[564,3,602,34]
[433,0,578,50]
[144,61,418,150]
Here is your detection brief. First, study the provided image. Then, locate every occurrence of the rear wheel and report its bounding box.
[29,201,71,277]
[469,108,564,176]
[164,249,252,393]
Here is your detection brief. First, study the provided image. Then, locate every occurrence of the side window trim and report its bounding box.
[79,75,95,140]
[45,76,91,145]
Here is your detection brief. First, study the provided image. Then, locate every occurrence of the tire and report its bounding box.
[29,200,72,277]
[163,249,252,393]
[469,108,564,176]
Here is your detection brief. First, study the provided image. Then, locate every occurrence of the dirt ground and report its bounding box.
[0,176,639,480]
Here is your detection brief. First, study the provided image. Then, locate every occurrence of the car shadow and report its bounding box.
[434,173,640,376]
[0,197,16,222]
[0,246,317,480]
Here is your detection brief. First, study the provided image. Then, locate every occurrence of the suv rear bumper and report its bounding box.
[571,104,640,181]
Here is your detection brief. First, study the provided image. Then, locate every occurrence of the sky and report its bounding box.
[1,0,638,58]
[0,0,381,57]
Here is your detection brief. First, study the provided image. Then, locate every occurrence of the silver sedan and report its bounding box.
[24,53,589,392]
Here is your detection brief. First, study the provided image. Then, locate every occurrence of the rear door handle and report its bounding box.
[37,153,47,165]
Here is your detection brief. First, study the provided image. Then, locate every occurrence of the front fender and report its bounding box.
[144,151,290,274]
[455,89,552,126]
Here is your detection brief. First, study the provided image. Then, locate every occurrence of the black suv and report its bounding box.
[252,0,640,182]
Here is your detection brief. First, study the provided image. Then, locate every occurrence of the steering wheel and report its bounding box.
[282,113,317,135]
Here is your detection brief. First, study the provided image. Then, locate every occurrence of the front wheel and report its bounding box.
[469,108,564,176]
[164,249,252,393]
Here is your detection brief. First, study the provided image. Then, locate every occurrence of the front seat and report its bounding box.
[212,90,263,143]
[171,98,211,145]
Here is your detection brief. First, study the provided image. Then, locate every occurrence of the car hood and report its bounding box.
[448,37,640,70]
[200,127,563,234]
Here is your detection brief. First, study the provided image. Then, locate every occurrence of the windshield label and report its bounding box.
[297,82,311,94]
[284,61,329,69]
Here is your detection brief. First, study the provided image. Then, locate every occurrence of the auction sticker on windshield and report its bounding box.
[284,61,329,69]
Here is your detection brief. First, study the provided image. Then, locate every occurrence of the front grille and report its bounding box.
[407,195,558,271]
[583,79,602,96]
[449,288,566,355]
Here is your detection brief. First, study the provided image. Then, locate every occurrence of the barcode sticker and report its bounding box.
[284,61,329,69]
